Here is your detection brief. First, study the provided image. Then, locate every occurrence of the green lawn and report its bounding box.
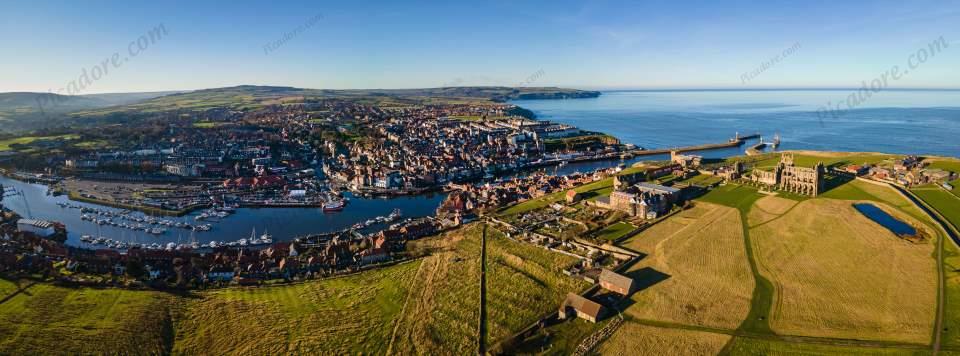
[681,174,724,187]
[910,186,960,348]
[747,152,898,171]
[192,121,228,128]
[925,159,960,174]
[912,187,960,229]
[0,283,171,355]
[174,260,421,355]
[696,184,764,214]
[727,336,927,355]
[594,221,636,241]
[485,226,589,347]
[0,278,21,299]
[0,134,80,150]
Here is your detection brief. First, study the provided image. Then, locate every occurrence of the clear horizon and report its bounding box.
[2,0,959,94]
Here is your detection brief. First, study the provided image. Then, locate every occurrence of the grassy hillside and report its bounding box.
[0,91,177,132]
[485,226,588,345]
[173,260,420,355]
[72,85,599,119]
[0,283,172,355]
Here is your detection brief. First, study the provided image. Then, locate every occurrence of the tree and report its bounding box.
[125,258,147,280]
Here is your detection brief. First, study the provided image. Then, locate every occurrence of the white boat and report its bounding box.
[260,229,273,244]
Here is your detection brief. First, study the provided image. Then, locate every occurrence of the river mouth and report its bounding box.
[853,203,918,238]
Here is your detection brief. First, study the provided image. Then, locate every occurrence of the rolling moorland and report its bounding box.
[0,86,600,133]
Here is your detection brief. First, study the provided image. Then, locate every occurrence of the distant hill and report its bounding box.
[0,85,599,133]
[73,85,600,115]
[0,91,181,132]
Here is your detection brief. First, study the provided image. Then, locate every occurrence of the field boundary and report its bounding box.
[0,281,36,305]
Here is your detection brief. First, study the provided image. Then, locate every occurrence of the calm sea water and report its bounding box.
[513,90,960,158]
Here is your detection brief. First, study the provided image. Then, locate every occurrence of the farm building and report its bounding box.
[599,269,636,296]
[559,293,604,323]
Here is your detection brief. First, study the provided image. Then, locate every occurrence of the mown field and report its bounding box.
[0,279,19,299]
[0,134,79,150]
[390,225,482,355]
[594,221,636,241]
[912,186,960,229]
[597,321,731,355]
[750,198,937,344]
[745,151,899,170]
[619,202,754,330]
[910,185,960,349]
[746,195,798,226]
[0,283,172,355]
[485,226,589,346]
[726,337,930,355]
[174,260,421,355]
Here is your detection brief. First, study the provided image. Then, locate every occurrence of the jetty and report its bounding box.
[620,132,758,158]
[745,134,778,156]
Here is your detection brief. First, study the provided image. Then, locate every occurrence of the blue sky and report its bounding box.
[1,0,958,93]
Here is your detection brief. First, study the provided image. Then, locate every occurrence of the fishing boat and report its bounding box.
[260,229,273,244]
[323,200,345,212]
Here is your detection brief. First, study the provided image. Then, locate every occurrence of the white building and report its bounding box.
[17,219,56,237]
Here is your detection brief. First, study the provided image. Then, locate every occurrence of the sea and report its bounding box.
[2,89,958,247]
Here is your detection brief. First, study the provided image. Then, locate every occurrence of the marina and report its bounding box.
[0,175,445,250]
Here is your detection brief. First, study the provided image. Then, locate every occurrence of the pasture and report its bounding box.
[485,226,589,345]
[750,199,937,343]
[0,283,171,355]
[619,202,754,330]
[597,321,730,356]
[173,260,421,355]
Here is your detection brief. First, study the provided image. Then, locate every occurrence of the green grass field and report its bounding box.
[174,260,420,355]
[727,337,928,355]
[0,279,23,300]
[747,152,898,171]
[485,227,589,346]
[681,174,724,187]
[0,283,172,355]
[594,221,636,241]
[912,187,960,229]
[696,184,764,214]
[0,134,80,150]
[391,225,482,355]
[192,121,228,128]
[910,185,960,348]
